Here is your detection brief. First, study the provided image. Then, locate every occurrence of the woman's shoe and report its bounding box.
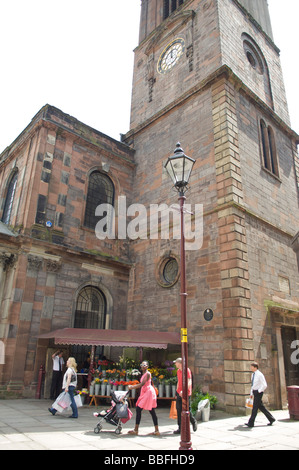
[128,429,138,435]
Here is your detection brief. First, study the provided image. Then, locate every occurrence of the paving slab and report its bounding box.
[0,399,298,452]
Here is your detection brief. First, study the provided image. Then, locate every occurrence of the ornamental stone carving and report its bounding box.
[27,255,43,271]
[45,259,61,272]
[0,253,17,271]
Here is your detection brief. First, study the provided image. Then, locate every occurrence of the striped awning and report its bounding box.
[37,328,180,349]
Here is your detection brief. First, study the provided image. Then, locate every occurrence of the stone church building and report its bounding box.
[0,0,299,413]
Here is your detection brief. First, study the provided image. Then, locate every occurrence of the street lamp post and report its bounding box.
[165,143,195,451]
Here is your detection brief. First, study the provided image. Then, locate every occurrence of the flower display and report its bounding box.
[97,359,109,369]
[87,357,179,394]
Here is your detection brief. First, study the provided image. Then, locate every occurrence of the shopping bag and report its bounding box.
[74,394,83,408]
[57,392,71,409]
[52,392,71,412]
[169,400,177,420]
[246,397,253,409]
[57,391,72,409]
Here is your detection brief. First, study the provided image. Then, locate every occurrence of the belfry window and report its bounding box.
[260,119,279,177]
[163,0,184,19]
[84,171,114,230]
[1,170,18,225]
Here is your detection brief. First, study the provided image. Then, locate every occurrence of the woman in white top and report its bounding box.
[49,357,78,418]
[64,357,78,418]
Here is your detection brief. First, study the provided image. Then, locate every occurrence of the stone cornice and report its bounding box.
[125,65,299,145]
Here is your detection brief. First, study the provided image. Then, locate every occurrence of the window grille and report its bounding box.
[74,286,107,330]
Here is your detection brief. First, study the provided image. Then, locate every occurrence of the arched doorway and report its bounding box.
[72,286,107,368]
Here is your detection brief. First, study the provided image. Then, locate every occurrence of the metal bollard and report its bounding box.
[35,364,45,399]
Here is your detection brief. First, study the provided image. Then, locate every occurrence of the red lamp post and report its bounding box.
[165,143,195,451]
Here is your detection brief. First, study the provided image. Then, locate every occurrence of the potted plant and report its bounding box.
[191,386,218,420]
[101,379,108,395]
[94,377,101,395]
[89,380,95,396]
[77,388,88,404]
[158,375,165,397]
[169,376,178,397]
[164,378,171,397]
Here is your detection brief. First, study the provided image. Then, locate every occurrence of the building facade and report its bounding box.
[0,0,299,412]
[0,106,135,396]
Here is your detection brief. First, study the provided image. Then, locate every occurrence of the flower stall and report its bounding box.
[37,327,181,402]
[85,358,178,401]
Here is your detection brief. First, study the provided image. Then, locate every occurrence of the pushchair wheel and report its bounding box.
[94,424,102,434]
[115,426,122,435]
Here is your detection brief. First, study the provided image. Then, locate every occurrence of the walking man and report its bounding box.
[173,358,197,434]
[50,350,65,400]
[246,361,275,428]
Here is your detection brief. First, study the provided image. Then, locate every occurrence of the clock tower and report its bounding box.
[125,0,299,412]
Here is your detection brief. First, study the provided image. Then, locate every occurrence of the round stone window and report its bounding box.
[156,255,180,288]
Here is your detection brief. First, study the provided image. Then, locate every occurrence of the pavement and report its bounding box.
[0,398,299,451]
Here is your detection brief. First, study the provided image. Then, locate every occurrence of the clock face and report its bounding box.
[157,38,185,74]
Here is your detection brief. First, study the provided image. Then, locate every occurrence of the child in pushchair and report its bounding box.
[93,390,132,434]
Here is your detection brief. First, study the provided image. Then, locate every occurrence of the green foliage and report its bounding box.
[190,386,218,414]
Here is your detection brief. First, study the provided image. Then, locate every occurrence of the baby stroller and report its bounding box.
[93,390,132,435]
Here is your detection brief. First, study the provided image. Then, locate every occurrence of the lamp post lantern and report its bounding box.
[165,143,195,451]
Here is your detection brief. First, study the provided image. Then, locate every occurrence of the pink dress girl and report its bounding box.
[128,361,160,436]
[136,371,157,410]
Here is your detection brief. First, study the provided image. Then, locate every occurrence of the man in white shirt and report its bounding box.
[246,362,275,427]
[50,350,65,400]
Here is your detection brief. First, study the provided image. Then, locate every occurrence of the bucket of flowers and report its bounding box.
[77,388,89,404]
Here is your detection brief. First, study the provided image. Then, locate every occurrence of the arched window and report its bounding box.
[72,286,107,365]
[260,119,279,177]
[84,171,114,230]
[242,33,273,109]
[74,286,107,330]
[1,170,18,225]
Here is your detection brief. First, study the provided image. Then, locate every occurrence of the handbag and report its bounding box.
[246,397,253,409]
[121,407,133,424]
[116,402,128,419]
